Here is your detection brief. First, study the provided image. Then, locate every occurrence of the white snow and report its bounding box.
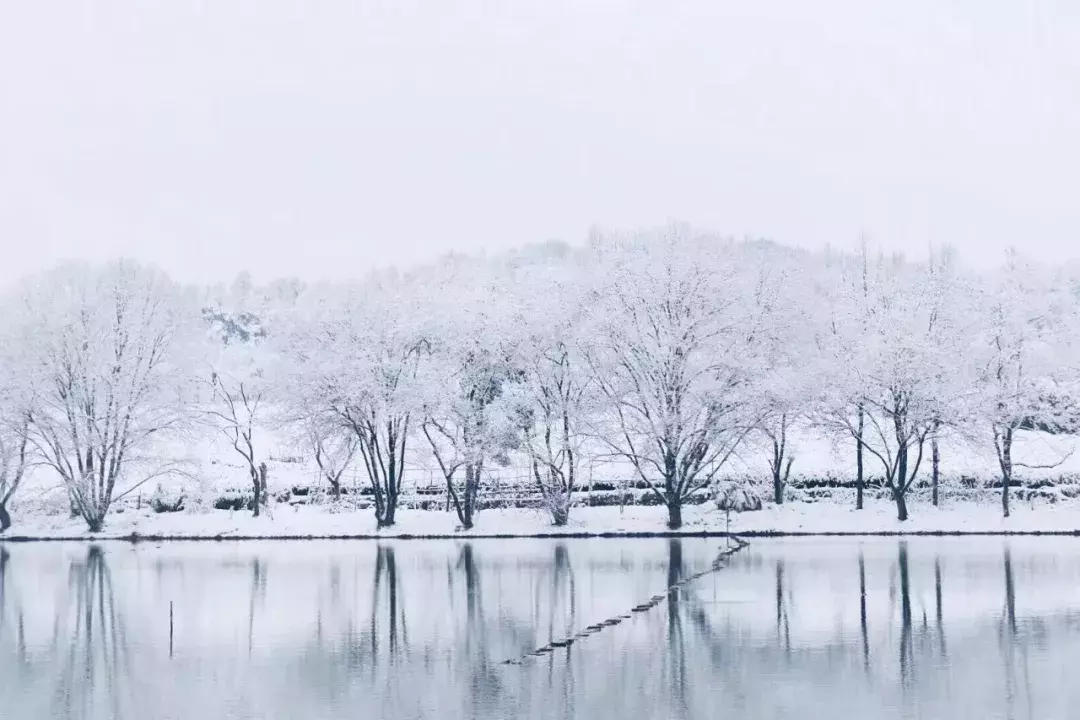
[5,498,1080,540]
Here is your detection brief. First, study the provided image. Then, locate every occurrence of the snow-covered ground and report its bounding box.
[6,427,1080,540]
[5,498,1080,540]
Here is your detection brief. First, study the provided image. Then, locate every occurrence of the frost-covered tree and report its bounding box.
[201,274,285,516]
[18,262,198,531]
[508,251,596,526]
[0,320,34,532]
[750,249,818,505]
[758,408,796,506]
[813,242,878,510]
[920,246,975,507]
[585,227,776,529]
[204,359,269,517]
[0,415,31,533]
[418,260,521,530]
[280,274,427,528]
[301,409,357,502]
[822,253,964,521]
[274,372,357,503]
[970,250,1080,517]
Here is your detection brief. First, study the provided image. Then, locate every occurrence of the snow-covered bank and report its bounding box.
[4,499,1080,540]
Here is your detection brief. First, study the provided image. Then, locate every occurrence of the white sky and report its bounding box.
[2,0,1079,287]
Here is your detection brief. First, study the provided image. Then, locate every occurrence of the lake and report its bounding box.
[1,536,1079,719]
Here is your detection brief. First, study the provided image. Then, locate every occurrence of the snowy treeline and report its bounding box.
[1,226,1079,532]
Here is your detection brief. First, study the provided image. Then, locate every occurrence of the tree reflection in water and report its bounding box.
[52,545,130,720]
[0,547,28,664]
[2,538,1080,719]
[898,541,912,695]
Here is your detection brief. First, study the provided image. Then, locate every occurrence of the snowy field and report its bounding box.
[5,428,1080,540]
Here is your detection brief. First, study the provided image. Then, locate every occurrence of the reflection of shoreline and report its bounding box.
[11,502,1080,541]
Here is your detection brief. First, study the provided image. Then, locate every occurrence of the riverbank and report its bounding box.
[3,499,1080,540]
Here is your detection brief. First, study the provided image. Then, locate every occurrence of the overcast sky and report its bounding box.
[1,0,1078,287]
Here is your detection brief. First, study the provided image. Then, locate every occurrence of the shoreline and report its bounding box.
[4,500,1080,542]
[5,529,1080,543]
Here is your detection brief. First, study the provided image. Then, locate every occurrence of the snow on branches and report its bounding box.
[1,230,1078,529]
[13,261,199,531]
[583,227,781,529]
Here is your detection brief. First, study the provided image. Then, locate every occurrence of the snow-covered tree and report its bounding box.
[0,415,31,533]
[920,245,976,507]
[822,253,965,521]
[812,242,878,510]
[584,227,777,529]
[200,273,287,516]
[273,366,357,503]
[418,260,521,530]
[280,273,427,528]
[970,250,1080,517]
[749,248,818,505]
[18,262,198,531]
[204,352,270,517]
[0,311,34,532]
[757,409,797,506]
[301,409,357,502]
[508,251,596,526]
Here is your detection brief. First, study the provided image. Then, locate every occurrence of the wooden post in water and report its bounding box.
[169,601,174,658]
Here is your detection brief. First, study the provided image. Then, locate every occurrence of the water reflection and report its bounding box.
[3,537,1080,719]
[0,547,28,663]
[371,544,403,661]
[859,550,869,672]
[934,557,946,661]
[898,541,912,694]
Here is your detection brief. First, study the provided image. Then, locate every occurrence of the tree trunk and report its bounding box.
[772,439,785,506]
[1000,427,1013,519]
[379,442,397,528]
[381,428,402,528]
[251,467,261,518]
[443,466,477,530]
[666,499,683,530]
[379,501,397,528]
[0,503,10,533]
[771,417,791,505]
[459,462,481,530]
[532,459,572,527]
[893,485,909,522]
[372,476,387,524]
[663,455,681,529]
[1002,465,1012,519]
[459,502,473,530]
[550,501,569,527]
[855,408,865,510]
[931,425,941,507]
[375,488,396,527]
[892,411,910,522]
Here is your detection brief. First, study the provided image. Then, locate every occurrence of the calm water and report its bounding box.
[1,536,1079,719]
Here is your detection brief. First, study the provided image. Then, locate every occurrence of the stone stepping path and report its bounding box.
[501,535,749,666]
